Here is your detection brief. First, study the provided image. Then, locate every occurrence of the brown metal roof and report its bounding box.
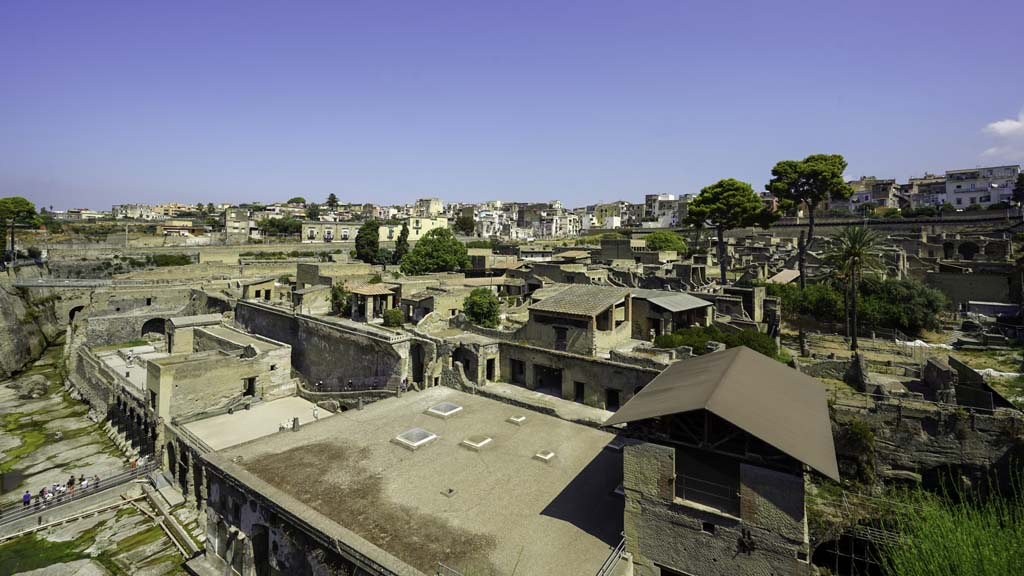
[349,283,396,296]
[528,285,629,317]
[604,347,839,481]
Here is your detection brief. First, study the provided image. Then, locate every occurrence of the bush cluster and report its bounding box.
[764,277,946,335]
[653,325,779,359]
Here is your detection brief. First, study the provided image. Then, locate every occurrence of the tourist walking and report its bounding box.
[22,490,30,508]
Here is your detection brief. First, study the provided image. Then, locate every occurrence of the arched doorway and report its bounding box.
[69,305,84,323]
[166,442,178,476]
[957,242,979,261]
[942,242,955,259]
[178,450,190,492]
[141,317,167,338]
[410,343,425,385]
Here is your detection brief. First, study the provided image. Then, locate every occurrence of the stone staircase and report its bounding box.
[103,420,141,460]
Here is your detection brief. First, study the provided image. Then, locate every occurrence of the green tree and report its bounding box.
[326,193,339,209]
[392,222,410,264]
[355,220,380,263]
[463,288,500,328]
[644,230,687,253]
[206,202,215,214]
[330,283,350,315]
[824,226,882,351]
[400,228,469,275]
[305,203,321,221]
[382,308,404,327]
[766,154,852,288]
[454,215,475,236]
[0,197,37,257]
[1013,173,1024,206]
[257,217,302,236]
[685,179,771,284]
[287,196,306,205]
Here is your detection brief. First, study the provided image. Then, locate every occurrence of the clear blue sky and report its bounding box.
[3,0,1023,210]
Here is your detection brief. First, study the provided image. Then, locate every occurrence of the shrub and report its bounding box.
[653,325,778,359]
[463,288,500,328]
[330,284,350,314]
[149,254,191,267]
[382,308,404,327]
[644,230,687,253]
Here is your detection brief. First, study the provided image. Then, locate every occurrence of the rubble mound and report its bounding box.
[6,373,50,399]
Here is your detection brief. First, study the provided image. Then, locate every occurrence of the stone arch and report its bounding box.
[957,241,979,261]
[452,346,478,383]
[178,449,190,492]
[942,241,955,259]
[69,305,85,323]
[410,342,425,385]
[141,317,167,338]
[166,442,178,475]
[983,242,1005,258]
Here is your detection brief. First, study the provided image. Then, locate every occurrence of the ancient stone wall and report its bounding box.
[624,442,809,576]
[235,302,405,389]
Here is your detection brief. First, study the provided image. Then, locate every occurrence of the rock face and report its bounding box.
[0,268,61,379]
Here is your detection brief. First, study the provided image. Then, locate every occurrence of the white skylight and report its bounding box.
[392,427,438,451]
[426,402,464,419]
[460,435,493,451]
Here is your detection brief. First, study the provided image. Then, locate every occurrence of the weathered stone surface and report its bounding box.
[14,559,110,576]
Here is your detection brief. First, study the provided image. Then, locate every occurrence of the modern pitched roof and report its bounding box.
[349,283,397,296]
[766,269,801,285]
[555,250,592,259]
[529,285,629,317]
[631,289,713,313]
[604,346,840,481]
[168,314,223,328]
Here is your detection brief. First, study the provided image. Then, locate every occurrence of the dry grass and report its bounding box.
[243,442,500,575]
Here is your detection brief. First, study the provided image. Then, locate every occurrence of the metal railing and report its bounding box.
[436,562,465,576]
[596,533,627,576]
[0,461,158,529]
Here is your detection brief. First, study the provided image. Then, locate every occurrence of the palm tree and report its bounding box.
[824,226,882,351]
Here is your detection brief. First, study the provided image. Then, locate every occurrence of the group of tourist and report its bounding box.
[21,473,101,509]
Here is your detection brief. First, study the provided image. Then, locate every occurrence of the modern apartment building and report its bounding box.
[945,165,1020,208]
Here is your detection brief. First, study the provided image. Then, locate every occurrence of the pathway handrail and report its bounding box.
[0,461,157,528]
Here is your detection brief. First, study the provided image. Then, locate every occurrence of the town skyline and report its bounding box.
[4,1,1023,210]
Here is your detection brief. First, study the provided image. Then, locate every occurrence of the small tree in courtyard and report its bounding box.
[463,288,500,328]
[382,308,404,327]
[330,283,350,315]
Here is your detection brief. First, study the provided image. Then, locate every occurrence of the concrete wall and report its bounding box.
[925,271,1012,308]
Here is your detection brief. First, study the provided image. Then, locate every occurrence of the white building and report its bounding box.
[945,165,1020,209]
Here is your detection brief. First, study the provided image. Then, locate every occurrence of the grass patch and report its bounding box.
[879,477,1024,575]
[0,533,84,574]
[114,524,165,552]
[0,508,180,575]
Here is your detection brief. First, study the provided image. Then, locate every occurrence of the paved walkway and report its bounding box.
[183,396,330,451]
